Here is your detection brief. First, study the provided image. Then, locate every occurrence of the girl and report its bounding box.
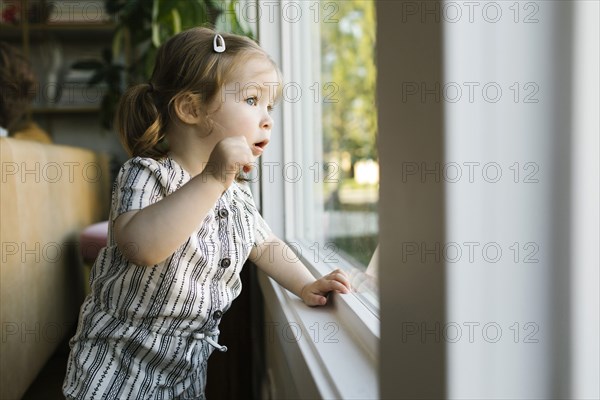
[63,27,351,400]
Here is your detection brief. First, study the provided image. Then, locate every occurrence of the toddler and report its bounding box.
[63,27,351,400]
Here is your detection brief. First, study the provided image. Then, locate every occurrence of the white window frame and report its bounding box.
[255,1,379,398]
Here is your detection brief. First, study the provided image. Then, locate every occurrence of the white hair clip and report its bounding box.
[213,34,226,53]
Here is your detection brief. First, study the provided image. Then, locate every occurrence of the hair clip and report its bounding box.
[213,34,226,53]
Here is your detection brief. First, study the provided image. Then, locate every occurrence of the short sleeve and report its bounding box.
[253,207,272,246]
[112,157,168,220]
[235,182,273,246]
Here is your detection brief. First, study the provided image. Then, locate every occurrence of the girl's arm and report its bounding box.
[114,171,224,266]
[115,136,253,266]
[249,234,351,306]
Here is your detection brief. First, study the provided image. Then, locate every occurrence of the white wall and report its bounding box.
[443,2,571,398]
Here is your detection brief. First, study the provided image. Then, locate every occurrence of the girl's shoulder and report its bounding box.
[116,156,189,194]
[119,156,188,177]
[120,156,169,173]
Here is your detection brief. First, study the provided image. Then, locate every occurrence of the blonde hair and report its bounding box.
[115,27,281,159]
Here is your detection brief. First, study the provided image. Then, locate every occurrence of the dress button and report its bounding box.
[213,310,223,320]
[218,208,229,218]
[220,258,231,268]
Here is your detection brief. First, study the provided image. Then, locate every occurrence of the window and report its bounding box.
[275,0,379,313]
[254,2,379,397]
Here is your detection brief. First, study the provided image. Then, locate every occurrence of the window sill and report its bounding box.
[258,268,378,399]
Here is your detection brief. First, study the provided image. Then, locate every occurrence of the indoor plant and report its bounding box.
[73,0,252,129]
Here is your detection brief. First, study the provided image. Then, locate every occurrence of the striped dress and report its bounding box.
[63,156,271,400]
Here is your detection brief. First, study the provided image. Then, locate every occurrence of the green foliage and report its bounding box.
[321,0,377,163]
[320,2,379,266]
[106,0,253,83]
[76,0,252,129]
[332,234,378,267]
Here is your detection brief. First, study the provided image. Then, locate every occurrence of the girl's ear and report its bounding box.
[172,92,203,124]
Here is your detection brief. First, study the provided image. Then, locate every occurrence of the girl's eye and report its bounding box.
[246,97,257,106]
[267,104,275,113]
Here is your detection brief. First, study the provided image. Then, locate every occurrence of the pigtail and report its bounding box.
[114,83,167,159]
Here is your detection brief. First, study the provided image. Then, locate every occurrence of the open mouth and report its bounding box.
[252,139,270,155]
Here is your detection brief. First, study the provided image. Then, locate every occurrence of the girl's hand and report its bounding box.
[202,136,254,191]
[300,269,352,306]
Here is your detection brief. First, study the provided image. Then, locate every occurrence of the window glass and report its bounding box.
[286,0,379,311]
[321,0,378,267]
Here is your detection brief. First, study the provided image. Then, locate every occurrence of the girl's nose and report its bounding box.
[261,111,273,130]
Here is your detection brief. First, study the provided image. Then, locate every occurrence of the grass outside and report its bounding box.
[324,178,378,267]
[331,234,378,267]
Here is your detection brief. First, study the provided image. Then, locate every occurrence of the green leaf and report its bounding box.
[231,0,253,37]
[151,0,160,47]
[171,9,181,34]
[158,0,178,18]
[112,27,123,58]
[183,0,207,29]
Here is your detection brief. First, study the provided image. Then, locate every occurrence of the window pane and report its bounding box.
[318,0,379,308]
[283,0,379,311]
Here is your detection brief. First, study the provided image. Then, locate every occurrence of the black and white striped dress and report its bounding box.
[63,156,271,400]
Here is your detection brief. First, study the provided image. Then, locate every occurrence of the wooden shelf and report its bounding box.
[32,106,100,114]
[30,22,116,31]
[0,24,24,39]
[1,22,115,29]
[2,1,115,136]
[0,23,21,29]
[0,22,116,39]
